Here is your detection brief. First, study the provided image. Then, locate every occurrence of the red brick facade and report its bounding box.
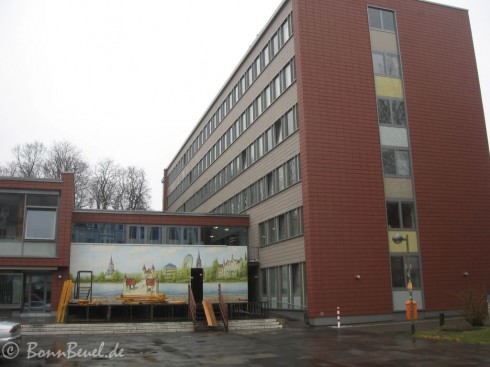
[293,0,490,319]
[0,173,74,311]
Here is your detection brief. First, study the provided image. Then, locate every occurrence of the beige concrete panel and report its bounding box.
[258,237,306,268]
[195,131,301,213]
[370,30,398,53]
[384,178,413,199]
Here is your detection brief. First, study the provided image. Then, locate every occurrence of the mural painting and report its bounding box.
[70,244,248,303]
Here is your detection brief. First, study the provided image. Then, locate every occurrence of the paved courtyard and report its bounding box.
[2,318,490,366]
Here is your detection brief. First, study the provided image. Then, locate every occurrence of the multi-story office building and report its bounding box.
[163,0,490,325]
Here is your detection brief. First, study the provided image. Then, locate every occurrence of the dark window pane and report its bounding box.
[27,194,58,207]
[392,100,406,126]
[386,202,400,228]
[368,8,382,29]
[268,219,277,244]
[390,256,405,288]
[381,10,396,32]
[401,203,415,228]
[378,99,391,124]
[278,214,287,241]
[382,149,397,174]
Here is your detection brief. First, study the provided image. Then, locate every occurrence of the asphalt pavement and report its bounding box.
[1,316,489,366]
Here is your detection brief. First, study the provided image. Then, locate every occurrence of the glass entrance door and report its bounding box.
[24,274,51,312]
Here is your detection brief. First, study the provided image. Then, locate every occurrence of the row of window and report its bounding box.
[260,262,306,310]
[0,193,58,242]
[168,14,293,185]
[178,106,298,212]
[168,59,297,206]
[211,155,301,215]
[72,223,249,246]
[259,207,303,247]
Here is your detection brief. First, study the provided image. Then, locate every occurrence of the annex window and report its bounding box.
[24,209,56,240]
[24,194,59,241]
[377,98,406,126]
[368,8,396,32]
[372,52,400,77]
[386,202,415,229]
[0,194,24,241]
[382,148,411,176]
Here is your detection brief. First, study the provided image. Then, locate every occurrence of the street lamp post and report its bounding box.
[392,233,415,335]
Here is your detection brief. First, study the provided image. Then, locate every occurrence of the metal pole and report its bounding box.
[405,235,415,335]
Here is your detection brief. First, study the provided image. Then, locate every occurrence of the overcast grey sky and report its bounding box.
[1,0,489,210]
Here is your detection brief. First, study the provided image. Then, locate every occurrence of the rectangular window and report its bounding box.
[254,56,261,78]
[387,202,415,229]
[284,63,293,88]
[259,222,266,246]
[149,227,161,244]
[286,107,296,135]
[25,209,57,240]
[266,172,275,197]
[0,274,22,306]
[167,227,181,244]
[273,76,281,100]
[264,86,271,109]
[0,194,24,241]
[271,33,279,56]
[390,256,420,288]
[378,98,406,126]
[265,128,273,153]
[277,165,285,191]
[289,208,300,237]
[274,119,283,145]
[372,52,401,77]
[267,218,277,244]
[278,214,287,241]
[287,156,299,185]
[368,8,396,32]
[263,44,270,67]
[382,148,411,176]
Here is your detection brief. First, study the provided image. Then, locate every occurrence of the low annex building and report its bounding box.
[0,173,249,315]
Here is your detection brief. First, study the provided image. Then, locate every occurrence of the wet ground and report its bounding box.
[2,318,490,366]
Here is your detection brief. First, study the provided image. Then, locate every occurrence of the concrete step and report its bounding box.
[22,318,282,335]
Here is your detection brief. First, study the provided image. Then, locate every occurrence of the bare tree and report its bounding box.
[114,166,151,210]
[0,161,19,177]
[1,140,153,211]
[89,159,120,209]
[12,141,46,178]
[43,141,91,208]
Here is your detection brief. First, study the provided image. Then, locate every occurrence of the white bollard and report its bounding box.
[337,306,340,328]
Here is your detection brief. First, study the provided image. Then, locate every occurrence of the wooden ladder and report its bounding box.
[56,280,73,323]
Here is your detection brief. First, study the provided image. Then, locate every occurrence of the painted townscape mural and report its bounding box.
[70,244,248,303]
